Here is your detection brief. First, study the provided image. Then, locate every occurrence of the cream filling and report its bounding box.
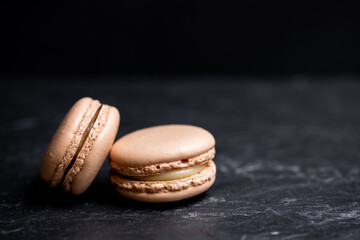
[132,164,206,181]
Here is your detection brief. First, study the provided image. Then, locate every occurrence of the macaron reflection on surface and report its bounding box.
[109,124,216,202]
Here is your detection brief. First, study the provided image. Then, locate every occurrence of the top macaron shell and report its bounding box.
[70,104,120,194]
[110,124,215,167]
[40,97,120,195]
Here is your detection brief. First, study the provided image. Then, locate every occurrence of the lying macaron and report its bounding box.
[40,97,120,195]
[109,124,216,202]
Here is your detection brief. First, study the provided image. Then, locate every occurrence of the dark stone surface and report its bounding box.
[1,76,360,239]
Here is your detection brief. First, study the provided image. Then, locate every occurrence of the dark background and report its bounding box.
[2,2,360,240]
[2,0,360,76]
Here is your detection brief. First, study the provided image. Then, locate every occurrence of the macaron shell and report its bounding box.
[40,97,99,185]
[111,160,216,202]
[115,176,215,203]
[110,124,215,167]
[70,105,120,195]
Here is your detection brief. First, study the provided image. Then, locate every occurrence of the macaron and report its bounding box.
[40,97,120,195]
[109,124,216,202]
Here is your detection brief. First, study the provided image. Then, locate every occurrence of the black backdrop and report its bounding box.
[2,1,360,75]
[2,3,360,239]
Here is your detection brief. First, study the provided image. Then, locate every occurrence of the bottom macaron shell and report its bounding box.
[114,177,215,203]
[111,160,216,202]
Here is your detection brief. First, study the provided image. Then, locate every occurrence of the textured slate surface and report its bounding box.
[1,77,360,239]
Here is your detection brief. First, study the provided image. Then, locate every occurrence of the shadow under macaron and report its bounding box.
[86,180,209,210]
[24,178,208,210]
[23,179,86,206]
[110,191,209,210]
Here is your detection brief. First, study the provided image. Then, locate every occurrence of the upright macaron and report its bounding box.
[40,97,120,195]
[109,124,216,202]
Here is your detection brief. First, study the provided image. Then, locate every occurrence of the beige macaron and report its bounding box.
[40,97,120,195]
[109,124,216,202]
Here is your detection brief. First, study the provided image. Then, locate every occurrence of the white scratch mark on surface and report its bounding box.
[235,163,263,174]
[1,226,24,235]
[208,197,226,203]
[265,208,282,216]
[282,233,309,240]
